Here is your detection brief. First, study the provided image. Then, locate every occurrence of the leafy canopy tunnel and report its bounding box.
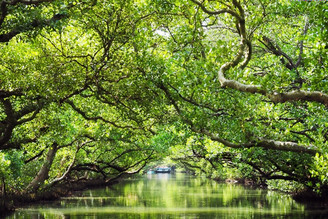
[0,0,328,203]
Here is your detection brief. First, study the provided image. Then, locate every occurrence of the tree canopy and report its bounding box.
[1,0,328,207]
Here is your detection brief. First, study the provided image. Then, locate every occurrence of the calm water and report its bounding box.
[7,173,328,218]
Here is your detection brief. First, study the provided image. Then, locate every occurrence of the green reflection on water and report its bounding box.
[7,173,327,218]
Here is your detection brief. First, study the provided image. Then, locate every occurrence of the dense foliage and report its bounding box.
[1,0,328,210]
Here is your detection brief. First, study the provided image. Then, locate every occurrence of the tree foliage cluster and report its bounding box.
[1,0,328,207]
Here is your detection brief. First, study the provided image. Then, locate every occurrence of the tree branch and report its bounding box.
[158,83,317,155]
[296,16,309,68]
[24,149,45,164]
[200,128,317,155]
[26,142,58,192]
[190,0,241,19]
[203,2,328,107]
[47,142,87,187]
[66,100,140,130]
[167,82,225,113]
[0,13,68,42]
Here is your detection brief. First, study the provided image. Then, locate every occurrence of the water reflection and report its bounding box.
[7,173,328,218]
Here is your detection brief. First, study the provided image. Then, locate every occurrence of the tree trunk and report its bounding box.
[26,143,58,192]
[1,176,5,210]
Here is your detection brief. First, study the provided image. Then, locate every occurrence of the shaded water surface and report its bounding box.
[7,173,328,218]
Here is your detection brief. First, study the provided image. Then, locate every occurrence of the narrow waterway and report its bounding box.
[7,173,328,218]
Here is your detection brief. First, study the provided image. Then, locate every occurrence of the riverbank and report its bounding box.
[216,177,328,205]
[292,189,328,203]
[0,176,126,218]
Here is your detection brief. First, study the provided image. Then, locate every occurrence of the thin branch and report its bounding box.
[0,13,68,42]
[205,2,328,107]
[0,89,23,98]
[296,16,309,67]
[48,143,85,187]
[66,100,140,130]
[167,82,225,113]
[158,83,318,155]
[24,149,45,164]
[190,0,241,19]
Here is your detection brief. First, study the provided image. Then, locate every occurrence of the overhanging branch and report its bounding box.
[158,82,318,155]
[0,13,67,42]
[194,1,328,107]
[66,100,140,130]
[200,128,317,155]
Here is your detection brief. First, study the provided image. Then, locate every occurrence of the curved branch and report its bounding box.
[16,102,42,125]
[267,90,328,106]
[0,89,23,98]
[206,2,328,107]
[3,137,37,151]
[26,143,58,192]
[66,100,140,130]
[158,83,317,155]
[107,149,140,164]
[167,82,225,113]
[190,0,241,19]
[72,163,107,179]
[200,128,317,155]
[24,149,45,164]
[47,142,89,187]
[239,40,252,69]
[256,138,317,155]
[0,13,67,42]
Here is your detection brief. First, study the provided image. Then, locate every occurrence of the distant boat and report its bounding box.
[147,169,155,174]
[155,166,171,173]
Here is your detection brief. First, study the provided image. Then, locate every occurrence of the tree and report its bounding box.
[1,0,328,207]
[136,0,328,193]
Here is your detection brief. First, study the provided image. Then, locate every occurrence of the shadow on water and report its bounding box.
[6,173,328,218]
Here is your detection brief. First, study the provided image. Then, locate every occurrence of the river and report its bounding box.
[6,173,328,218]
